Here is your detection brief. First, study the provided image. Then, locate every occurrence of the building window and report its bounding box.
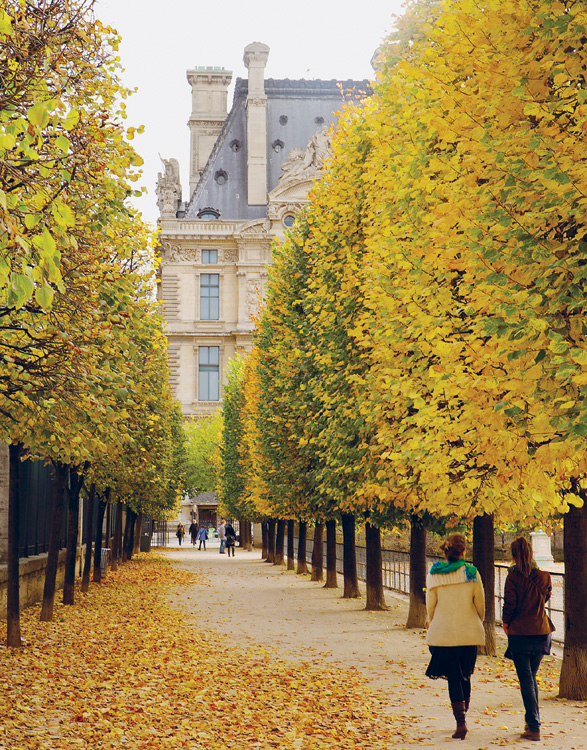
[283,214,295,228]
[199,346,219,401]
[230,139,241,152]
[197,207,220,219]
[279,115,288,125]
[315,116,325,125]
[200,274,219,320]
[202,250,218,264]
[214,170,228,185]
[272,139,284,153]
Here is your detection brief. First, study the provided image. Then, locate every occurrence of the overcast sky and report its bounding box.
[94,0,406,226]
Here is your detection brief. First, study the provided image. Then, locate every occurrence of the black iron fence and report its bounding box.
[294,537,565,643]
[18,457,66,558]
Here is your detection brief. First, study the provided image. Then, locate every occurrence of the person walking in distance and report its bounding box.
[225,522,236,557]
[196,526,208,551]
[189,520,199,546]
[502,537,555,742]
[218,519,226,554]
[425,533,485,740]
[176,523,185,546]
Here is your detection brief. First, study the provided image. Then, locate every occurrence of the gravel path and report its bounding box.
[162,546,587,749]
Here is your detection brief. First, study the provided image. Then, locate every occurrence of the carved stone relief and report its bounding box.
[247,96,267,107]
[267,201,305,222]
[246,278,263,319]
[235,219,270,238]
[221,248,238,263]
[160,242,200,264]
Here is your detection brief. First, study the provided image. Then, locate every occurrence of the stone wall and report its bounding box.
[0,547,83,618]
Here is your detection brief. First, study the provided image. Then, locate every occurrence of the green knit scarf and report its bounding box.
[429,559,478,582]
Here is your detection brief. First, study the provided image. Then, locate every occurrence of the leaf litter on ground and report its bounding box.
[0,555,410,749]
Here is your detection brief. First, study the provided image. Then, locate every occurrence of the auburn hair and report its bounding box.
[440,533,466,563]
[511,537,533,576]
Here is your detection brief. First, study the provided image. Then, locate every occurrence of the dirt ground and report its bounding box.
[163,546,587,749]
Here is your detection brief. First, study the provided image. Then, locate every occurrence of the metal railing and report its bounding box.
[292,537,565,643]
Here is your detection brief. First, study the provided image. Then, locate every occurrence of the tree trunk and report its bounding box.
[7,443,23,647]
[297,520,308,574]
[287,519,295,570]
[133,513,143,555]
[274,519,286,565]
[110,503,123,572]
[123,510,137,562]
[559,502,587,699]
[261,522,268,560]
[311,521,324,582]
[40,462,69,622]
[92,494,107,583]
[473,512,496,656]
[81,483,96,593]
[122,507,133,562]
[341,512,360,598]
[365,521,386,610]
[406,514,427,628]
[63,466,85,605]
[266,518,276,564]
[245,520,253,551]
[104,501,111,552]
[324,519,338,589]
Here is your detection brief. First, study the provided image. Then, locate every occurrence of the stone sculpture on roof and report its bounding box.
[155,157,182,217]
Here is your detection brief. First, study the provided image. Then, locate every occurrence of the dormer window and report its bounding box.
[283,214,295,228]
[272,140,285,153]
[230,139,241,152]
[214,170,228,185]
[198,207,220,220]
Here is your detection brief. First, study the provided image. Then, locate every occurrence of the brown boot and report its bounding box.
[451,701,467,740]
[520,727,540,741]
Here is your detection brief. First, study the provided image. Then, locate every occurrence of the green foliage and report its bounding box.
[183,412,222,496]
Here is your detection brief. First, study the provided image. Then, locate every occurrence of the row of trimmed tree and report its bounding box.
[217,0,587,699]
[2,0,186,646]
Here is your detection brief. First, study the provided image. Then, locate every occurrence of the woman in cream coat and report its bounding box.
[426,533,485,740]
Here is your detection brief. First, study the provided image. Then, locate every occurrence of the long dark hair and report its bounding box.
[440,533,466,563]
[511,537,533,576]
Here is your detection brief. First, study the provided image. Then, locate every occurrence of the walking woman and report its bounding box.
[425,533,485,740]
[502,537,554,742]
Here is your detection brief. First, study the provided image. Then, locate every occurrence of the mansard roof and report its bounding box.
[181,77,371,222]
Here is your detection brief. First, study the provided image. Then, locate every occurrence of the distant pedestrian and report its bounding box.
[502,537,555,742]
[218,520,226,554]
[425,533,485,740]
[176,523,185,546]
[197,526,208,551]
[189,521,199,546]
[225,522,236,557]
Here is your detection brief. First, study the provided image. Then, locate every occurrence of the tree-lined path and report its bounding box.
[166,548,586,749]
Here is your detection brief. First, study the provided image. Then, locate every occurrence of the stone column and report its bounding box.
[244,43,270,205]
[0,443,8,564]
[531,531,554,564]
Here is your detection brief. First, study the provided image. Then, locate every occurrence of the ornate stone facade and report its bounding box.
[157,43,368,418]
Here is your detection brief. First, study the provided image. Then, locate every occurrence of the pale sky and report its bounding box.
[95,0,405,226]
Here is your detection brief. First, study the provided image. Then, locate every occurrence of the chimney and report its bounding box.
[186,66,233,195]
[243,42,270,205]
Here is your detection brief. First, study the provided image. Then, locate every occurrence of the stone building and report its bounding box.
[156,42,369,419]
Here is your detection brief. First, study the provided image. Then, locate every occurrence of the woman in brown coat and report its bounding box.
[502,537,555,742]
